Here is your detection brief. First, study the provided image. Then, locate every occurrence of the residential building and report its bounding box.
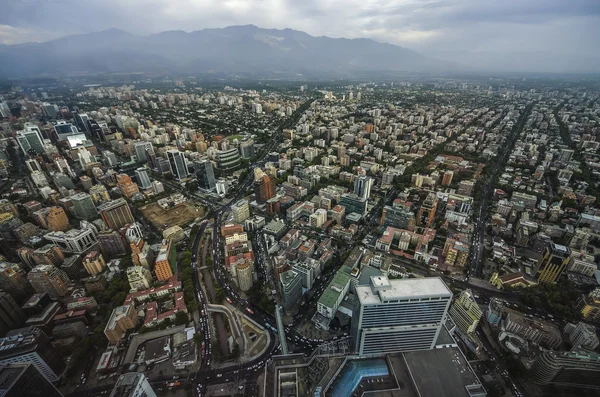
[441,170,454,186]
[577,289,600,322]
[417,192,438,227]
[98,199,134,230]
[126,266,153,291]
[449,289,482,335]
[83,251,105,275]
[352,276,452,356]
[104,304,136,344]
[97,231,128,259]
[568,252,597,277]
[254,169,276,203]
[236,262,253,292]
[280,270,302,313]
[109,372,156,397]
[0,363,64,397]
[130,238,154,269]
[0,261,29,299]
[154,239,176,281]
[89,184,111,204]
[231,199,250,223]
[535,243,571,284]
[116,174,139,199]
[44,206,70,231]
[239,139,255,159]
[167,150,189,180]
[71,193,97,220]
[27,265,70,298]
[309,208,327,228]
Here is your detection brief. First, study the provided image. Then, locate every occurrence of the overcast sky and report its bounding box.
[1,0,599,55]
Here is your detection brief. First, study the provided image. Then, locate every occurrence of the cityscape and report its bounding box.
[0,2,599,397]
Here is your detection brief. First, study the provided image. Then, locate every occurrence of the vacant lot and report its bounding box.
[140,202,205,229]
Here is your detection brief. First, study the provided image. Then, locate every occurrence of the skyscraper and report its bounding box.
[239,139,255,159]
[135,168,152,190]
[280,270,302,313]
[134,141,154,163]
[26,265,70,298]
[0,363,64,397]
[167,150,189,180]
[535,243,571,284]
[0,292,26,335]
[98,198,134,230]
[353,175,373,200]
[352,276,452,355]
[254,168,275,203]
[16,127,45,155]
[530,349,600,388]
[194,159,216,190]
[448,289,482,335]
[70,192,97,220]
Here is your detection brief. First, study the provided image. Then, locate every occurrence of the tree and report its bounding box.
[175,311,189,325]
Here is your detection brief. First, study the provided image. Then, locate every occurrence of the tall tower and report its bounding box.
[353,175,373,200]
[535,243,571,284]
[167,150,189,180]
[254,168,275,203]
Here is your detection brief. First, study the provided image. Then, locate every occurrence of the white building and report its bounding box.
[44,228,97,254]
[565,322,599,351]
[127,266,153,291]
[110,372,157,397]
[135,168,152,190]
[152,181,164,195]
[352,276,452,355]
[231,199,250,223]
[30,170,49,188]
[309,208,327,228]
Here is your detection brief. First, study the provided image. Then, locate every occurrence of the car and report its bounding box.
[217,374,222,377]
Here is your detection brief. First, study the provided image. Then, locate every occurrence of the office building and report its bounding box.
[133,141,154,163]
[97,231,128,259]
[109,372,156,397]
[194,159,216,190]
[155,239,175,281]
[30,171,49,188]
[354,175,373,200]
[16,127,45,155]
[0,328,65,383]
[27,265,70,298]
[116,174,139,199]
[530,350,600,388]
[71,192,97,220]
[32,245,64,267]
[156,157,172,175]
[352,276,452,356]
[535,243,571,284]
[134,168,152,190]
[217,148,241,170]
[167,150,189,180]
[102,150,119,167]
[564,322,599,351]
[0,292,25,336]
[25,159,42,172]
[0,363,64,397]
[239,139,255,159]
[417,192,438,227]
[104,304,136,344]
[231,199,250,223]
[448,289,482,335]
[280,270,302,313]
[380,205,415,230]
[44,206,70,232]
[98,199,134,230]
[254,169,276,203]
[127,266,153,291]
[83,251,105,275]
[44,228,97,254]
[316,271,352,319]
[339,193,368,216]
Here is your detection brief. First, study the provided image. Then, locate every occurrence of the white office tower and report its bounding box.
[16,126,45,155]
[135,168,152,189]
[352,276,452,356]
[109,372,156,397]
[354,175,373,200]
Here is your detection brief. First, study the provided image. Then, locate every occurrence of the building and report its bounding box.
[130,238,154,269]
[0,328,65,383]
[486,298,503,326]
[254,170,276,203]
[339,193,368,216]
[0,292,25,336]
[457,180,475,196]
[167,150,189,180]
[44,206,70,231]
[316,271,352,319]
[568,252,597,277]
[133,141,154,163]
[163,225,185,243]
[0,363,64,397]
[501,307,561,349]
[417,192,438,227]
[98,199,134,230]
[104,304,136,344]
[239,139,255,159]
[280,270,302,313]
[217,147,241,170]
[352,276,452,356]
[309,208,327,228]
[44,228,97,254]
[70,193,97,220]
[194,159,216,190]
[16,127,45,155]
[449,289,482,335]
[97,230,128,259]
[535,243,571,284]
[135,168,152,190]
[530,350,600,388]
[116,174,139,199]
[27,265,70,298]
[236,262,253,292]
[102,151,119,167]
[442,170,454,186]
[564,322,599,351]
[89,184,111,204]
[353,175,373,200]
[380,205,415,230]
[109,372,156,397]
[83,251,105,275]
[154,239,176,281]
[231,199,250,223]
[0,262,29,299]
[126,266,153,291]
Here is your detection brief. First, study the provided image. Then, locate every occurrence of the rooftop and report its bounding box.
[356,276,452,305]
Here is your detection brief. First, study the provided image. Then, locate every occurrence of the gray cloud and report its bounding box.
[0,0,598,60]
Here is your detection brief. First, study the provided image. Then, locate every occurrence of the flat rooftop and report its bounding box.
[403,347,481,397]
[356,276,452,305]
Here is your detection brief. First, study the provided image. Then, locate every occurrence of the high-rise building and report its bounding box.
[127,266,153,291]
[352,276,452,356]
[134,141,154,163]
[0,261,28,299]
[70,192,97,220]
[339,193,368,215]
[0,363,64,397]
[448,289,482,335]
[135,168,152,190]
[83,251,105,275]
[217,148,241,170]
[231,199,250,223]
[53,121,78,141]
[280,270,302,313]
[109,372,157,397]
[380,205,415,230]
[0,292,26,335]
[102,150,119,167]
[0,328,65,384]
[535,243,571,284]
[236,262,253,292]
[74,113,91,136]
[417,192,438,227]
[98,198,134,230]
[530,350,600,388]
[104,304,136,344]
[44,206,70,232]
[442,170,454,186]
[130,238,154,269]
[44,228,97,254]
[156,157,172,175]
[353,175,373,200]
[564,322,599,351]
[167,150,189,180]
[154,239,175,281]
[27,265,70,298]
[116,174,139,199]
[96,231,128,259]
[16,127,45,155]
[194,159,216,190]
[239,139,255,159]
[254,169,276,203]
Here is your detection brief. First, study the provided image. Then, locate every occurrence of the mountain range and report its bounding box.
[0,25,461,78]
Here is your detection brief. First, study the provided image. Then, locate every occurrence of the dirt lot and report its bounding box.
[140,202,205,229]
